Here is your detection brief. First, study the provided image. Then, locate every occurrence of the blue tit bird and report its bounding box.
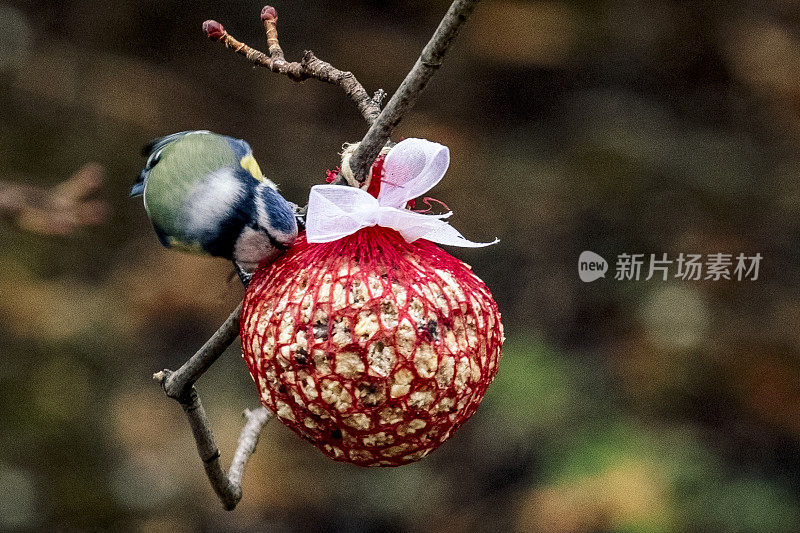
[130,131,298,283]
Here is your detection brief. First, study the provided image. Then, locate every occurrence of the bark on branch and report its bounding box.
[202,9,382,125]
[156,302,243,400]
[153,302,271,511]
[348,0,480,184]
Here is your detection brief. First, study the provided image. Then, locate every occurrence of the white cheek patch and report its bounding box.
[185,168,245,234]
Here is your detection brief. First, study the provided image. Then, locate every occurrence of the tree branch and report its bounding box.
[155,301,243,401]
[155,373,271,510]
[153,302,272,511]
[202,8,381,125]
[348,0,480,184]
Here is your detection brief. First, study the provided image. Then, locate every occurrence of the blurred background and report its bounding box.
[2,0,800,531]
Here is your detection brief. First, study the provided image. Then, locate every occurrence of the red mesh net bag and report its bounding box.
[240,139,504,466]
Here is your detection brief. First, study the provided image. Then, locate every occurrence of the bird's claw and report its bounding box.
[233,263,252,287]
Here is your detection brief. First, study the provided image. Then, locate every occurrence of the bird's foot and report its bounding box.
[233,262,252,288]
[293,203,307,229]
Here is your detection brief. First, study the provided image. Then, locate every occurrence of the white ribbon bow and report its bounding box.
[306,138,498,247]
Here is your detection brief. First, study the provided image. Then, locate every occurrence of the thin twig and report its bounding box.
[202,9,381,125]
[153,301,272,511]
[155,301,243,401]
[348,0,480,184]
[154,372,271,510]
[261,6,285,62]
[229,407,273,487]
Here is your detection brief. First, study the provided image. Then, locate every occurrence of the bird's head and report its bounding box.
[253,183,298,250]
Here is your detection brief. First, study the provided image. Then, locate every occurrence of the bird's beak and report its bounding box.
[129,181,145,197]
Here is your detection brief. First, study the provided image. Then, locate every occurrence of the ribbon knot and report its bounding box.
[370,206,398,228]
[306,138,499,248]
